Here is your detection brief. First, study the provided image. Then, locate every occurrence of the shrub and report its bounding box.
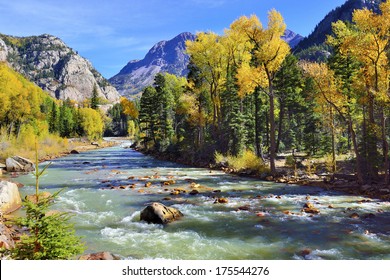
[216,150,269,174]
[9,144,85,259]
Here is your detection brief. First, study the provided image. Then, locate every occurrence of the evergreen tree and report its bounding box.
[91,84,99,110]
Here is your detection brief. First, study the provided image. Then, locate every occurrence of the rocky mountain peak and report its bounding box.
[0,33,120,104]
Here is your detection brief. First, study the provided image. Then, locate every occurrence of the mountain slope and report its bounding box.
[296,0,385,50]
[0,34,120,103]
[109,32,195,97]
[110,30,303,97]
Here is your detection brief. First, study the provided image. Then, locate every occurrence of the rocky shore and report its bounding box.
[131,145,390,202]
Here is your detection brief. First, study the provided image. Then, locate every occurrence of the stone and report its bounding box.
[214,197,229,204]
[140,202,183,224]
[349,213,360,219]
[300,249,312,257]
[25,192,52,204]
[189,190,199,195]
[6,156,35,172]
[237,205,250,211]
[79,251,121,260]
[302,202,320,214]
[0,181,22,214]
[144,182,152,188]
[0,222,15,250]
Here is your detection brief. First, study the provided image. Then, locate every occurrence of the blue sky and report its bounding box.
[0,0,346,78]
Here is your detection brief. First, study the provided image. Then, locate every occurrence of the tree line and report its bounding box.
[136,3,390,186]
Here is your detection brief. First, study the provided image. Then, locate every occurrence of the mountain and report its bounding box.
[109,32,196,97]
[282,30,304,48]
[0,34,120,103]
[296,0,385,51]
[110,30,303,97]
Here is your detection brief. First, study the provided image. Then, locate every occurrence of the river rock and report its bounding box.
[214,197,229,204]
[0,222,15,250]
[70,150,80,154]
[6,156,35,172]
[189,190,199,195]
[349,213,360,219]
[302,202,320,214]
[79,251,121,260]
[140,202,183,224]
[25,192,52,204]
[0,181,22,214]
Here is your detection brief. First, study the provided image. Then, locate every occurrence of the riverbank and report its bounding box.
[132,145,390,201]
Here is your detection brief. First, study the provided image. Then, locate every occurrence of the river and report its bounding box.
[14,140,390,260]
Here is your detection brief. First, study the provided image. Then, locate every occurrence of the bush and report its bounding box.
[11,191,85,260]
[10,146,85,259]
[215,150,269,175]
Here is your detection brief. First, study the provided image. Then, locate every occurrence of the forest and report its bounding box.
[135,3,390,186]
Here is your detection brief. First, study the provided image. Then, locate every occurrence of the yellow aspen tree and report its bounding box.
[328,1,390,184]
[234,10,290,176]
[300,62,347,179]
[185,32,227,127]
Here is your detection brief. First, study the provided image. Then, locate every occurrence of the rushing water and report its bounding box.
[14,140,390,260]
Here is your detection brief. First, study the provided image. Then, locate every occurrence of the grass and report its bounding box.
[215,150,269,175]
[0,129,69,163]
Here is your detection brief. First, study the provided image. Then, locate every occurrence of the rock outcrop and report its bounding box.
[140,202,183,224]
[0,37,8,62]
[0,33,120,103]
[5,156,35,172]
[0,181,22,214]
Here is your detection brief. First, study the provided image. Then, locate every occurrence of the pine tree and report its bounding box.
[91,84,99,110]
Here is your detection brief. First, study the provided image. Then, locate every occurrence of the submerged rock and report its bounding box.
[0,181,22,214]
[140,202,183,224]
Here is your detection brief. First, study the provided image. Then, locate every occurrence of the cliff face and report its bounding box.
[0,34,120,103]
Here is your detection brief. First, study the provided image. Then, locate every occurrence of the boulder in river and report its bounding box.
[140,202,183,224]
[79,251,120,260]
[302,202,320,214]
[25,192,52,204]
[70,150,80,154]
[5,156,35,172]
[0,181,22,214]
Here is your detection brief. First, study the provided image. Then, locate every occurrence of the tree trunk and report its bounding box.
[269,88,277,176]
[348,117,364,185]
[367,95,379,181]
[380,110,389,185]
[330,108,336,181]
[254,90,263,159]
[276,100,285,154]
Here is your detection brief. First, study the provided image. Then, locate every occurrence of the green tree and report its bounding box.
[91,83,99,110]
[11,144,84,260]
